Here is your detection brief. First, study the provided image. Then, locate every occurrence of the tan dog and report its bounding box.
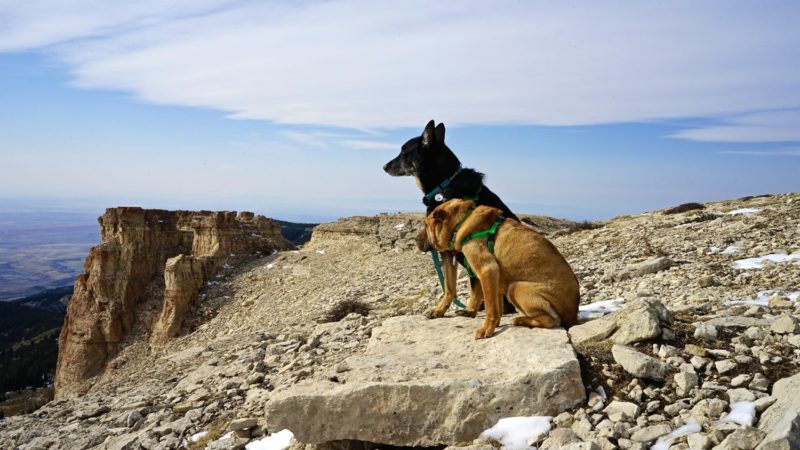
[425,199,580,339]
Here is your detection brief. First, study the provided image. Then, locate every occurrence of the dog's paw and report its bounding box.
[455,309,477,318]
[424,307,445,319]
[474,326,495,339]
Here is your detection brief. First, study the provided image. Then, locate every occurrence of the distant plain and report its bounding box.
[0,211,99,301]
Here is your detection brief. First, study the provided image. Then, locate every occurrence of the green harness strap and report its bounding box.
[431,251,466,308]
[456,216,505,277]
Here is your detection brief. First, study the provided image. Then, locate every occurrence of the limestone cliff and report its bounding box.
[54,207,293,399]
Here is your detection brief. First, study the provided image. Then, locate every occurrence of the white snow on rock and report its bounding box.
[650,421,701,450]
[721,401,756,427]
[578,297,625,320]
[731,253,800,269]
[725,289,800,306]
[245,429,294,450]
[710,245,738,255]
[189,431,208,443]
[316,250,325,254]
[726,207,762,215]
[479,416,552,450]
[394,223,405,230]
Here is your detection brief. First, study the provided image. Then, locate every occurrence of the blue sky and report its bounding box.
[1,1,799,222]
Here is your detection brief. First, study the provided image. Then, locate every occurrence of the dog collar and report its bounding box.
[423,164,463,205]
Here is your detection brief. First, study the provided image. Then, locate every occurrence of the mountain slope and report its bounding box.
[0,194,798,449]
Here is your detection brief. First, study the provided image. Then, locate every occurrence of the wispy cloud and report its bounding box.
[718,147,800,157]
[280,130,398,150]
[280,131,330,148]
[671,110,800,143]
[339,139,398,151]
[2,1,800,140]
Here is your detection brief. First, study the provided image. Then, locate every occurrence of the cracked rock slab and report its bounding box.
[267,315,584,447]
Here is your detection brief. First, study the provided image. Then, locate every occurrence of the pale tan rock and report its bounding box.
[756,372,800,449]
[569,299,671,346]
[612,345,665,381]
[150,254,207,345]
[267,316,584,446]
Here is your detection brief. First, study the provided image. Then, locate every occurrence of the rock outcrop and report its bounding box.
[55,207,293,398]
[267,315,585,446]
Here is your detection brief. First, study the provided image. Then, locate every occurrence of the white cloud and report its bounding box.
[338,139,398,151]
[280,131,330,148]
[717,147,800,157]
[280,131,397,150]
[2,1,800,139]
[671,110,800,143]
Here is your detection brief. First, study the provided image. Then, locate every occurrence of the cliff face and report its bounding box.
[54,207,293,399]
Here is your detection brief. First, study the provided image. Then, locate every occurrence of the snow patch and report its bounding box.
[266,264,275,269]
[721,401,756,427]
[709,245,738,255]
[731,253,800,269]
[578,297,625,320]
[223,263,234,269]
[725,289,800,306]
[479,416,552,450]
[316,249,325,254]
[190,431,208,443]
[394,223,405,230]
[650,421,701,450]
[213,431,234,442]
[245,429,294,450]
[726,207,762,215]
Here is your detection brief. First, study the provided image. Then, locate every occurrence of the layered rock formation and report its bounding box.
[55,207,293,399]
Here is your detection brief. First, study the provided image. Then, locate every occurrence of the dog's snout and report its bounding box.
[382,162,390,173]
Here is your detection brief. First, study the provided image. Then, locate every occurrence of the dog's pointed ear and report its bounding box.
[435,123,445,142]
[422,120,436,147]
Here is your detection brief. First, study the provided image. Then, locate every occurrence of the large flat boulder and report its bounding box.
[756,371,800,449]
[267,315,585,447]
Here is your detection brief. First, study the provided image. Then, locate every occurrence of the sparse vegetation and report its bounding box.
[663,202,705,215]
[556,220,604,236]
[642,234,668,257]
[0,286,69,394]
[319,299,371,323]
[679,212,719,225]
[187,416,231,450]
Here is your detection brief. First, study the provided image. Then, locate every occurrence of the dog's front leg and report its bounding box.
[455,277,481,318]
[464,245,501,339]
[425,251,458,319]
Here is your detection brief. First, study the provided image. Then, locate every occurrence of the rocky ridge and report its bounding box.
[0,194,798,450]
[55,207,294,399]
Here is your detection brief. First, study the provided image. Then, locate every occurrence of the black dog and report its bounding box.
[384,119,518,314]
[384,120,518,220]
